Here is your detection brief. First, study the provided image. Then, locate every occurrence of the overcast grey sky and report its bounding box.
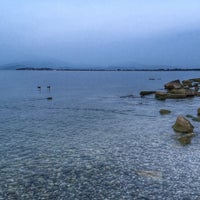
[0,0,200,67]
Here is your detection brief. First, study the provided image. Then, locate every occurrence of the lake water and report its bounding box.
[1,70,200,199]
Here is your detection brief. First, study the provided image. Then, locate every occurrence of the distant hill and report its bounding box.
[0,59,72,70]
[0,59,199,71]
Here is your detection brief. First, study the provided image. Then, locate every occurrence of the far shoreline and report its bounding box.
[14,67,200,72]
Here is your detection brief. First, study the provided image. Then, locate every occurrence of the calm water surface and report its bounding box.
[0,70,200,199]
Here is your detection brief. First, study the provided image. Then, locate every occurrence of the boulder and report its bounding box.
[198,108,200,116]
[172,115,194,133]
[164,80,182,90]
[182,79,193,88]
[159,109,171,115]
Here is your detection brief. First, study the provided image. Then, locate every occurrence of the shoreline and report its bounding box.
[15,67,200,72]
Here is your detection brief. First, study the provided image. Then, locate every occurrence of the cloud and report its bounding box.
[0,0,200,66]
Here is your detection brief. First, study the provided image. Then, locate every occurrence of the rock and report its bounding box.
[186,114,200,122]
[194,86,199,92]
[184,89,196,97]
[191,117,200,122]
[190,78,200,83]
[182,79,193,87]
[197,108,200,116]
[136,170,162,180]
[140,91,156,97]
[166,93,187,99]
[155,92,168,100]
[47,97,53,100]
[120,94,134,98]
[193,83,199,87]
[195,92,200,96]
[177,133,195,146]
[172,115,194,133]
[186,114,194,119]
[164,80,182,90]
[169,88,195,97]
[159,109,171,115]
[155,92,187,100]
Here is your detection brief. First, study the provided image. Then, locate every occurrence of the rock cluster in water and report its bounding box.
[140,78,200,145]
[155,79,200,100]
[140,78,200,100]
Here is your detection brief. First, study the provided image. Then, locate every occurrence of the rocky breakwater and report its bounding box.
[154,79,200,100]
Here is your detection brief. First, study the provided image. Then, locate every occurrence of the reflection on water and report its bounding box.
[0,71,200,199]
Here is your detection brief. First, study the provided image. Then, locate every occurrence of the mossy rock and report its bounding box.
[159,109,171,115]
[172,115,194,133]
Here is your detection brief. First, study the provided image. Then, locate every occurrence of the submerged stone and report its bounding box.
[177,133,195,146]
[120,94,134,98]
[172,115,194,133]
[186,114,200,122]
[136,170,162,180]
[159,109,171,115]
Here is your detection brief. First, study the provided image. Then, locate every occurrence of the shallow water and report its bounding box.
[0,70,200,199]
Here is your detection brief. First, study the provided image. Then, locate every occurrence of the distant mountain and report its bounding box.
[0,59,73,70]
[0,59,198,71]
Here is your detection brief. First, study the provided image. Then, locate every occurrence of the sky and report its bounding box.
[0,0,200,67]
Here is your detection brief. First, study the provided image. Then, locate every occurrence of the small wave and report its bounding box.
[50,107,135,115]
